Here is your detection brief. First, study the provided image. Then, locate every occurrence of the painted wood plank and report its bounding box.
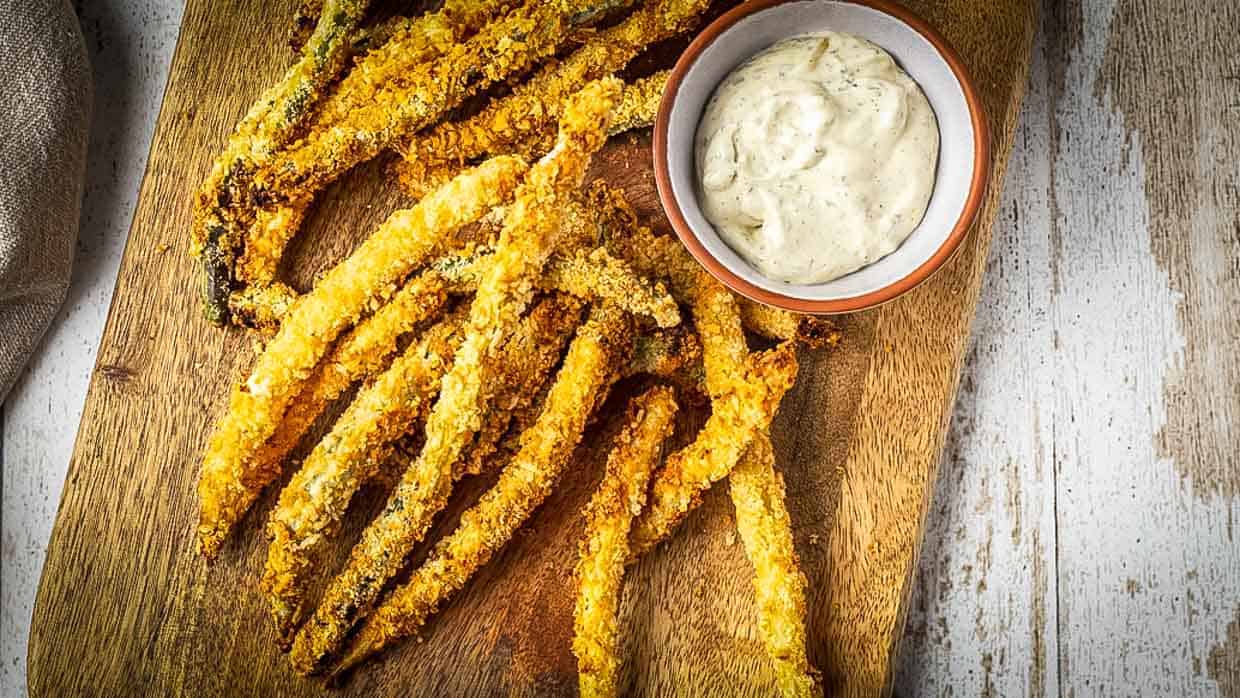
[1046,1,1240,695]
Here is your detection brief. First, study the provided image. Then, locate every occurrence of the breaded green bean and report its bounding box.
[251,270,454,474]
[329,304,633,675]
[262,293,578,644]
[729,432,821,697]
[196,156,526,559]
[629,343,798,556]
[400,71,669,199]
[429,245,680,328]
[262,311,467,645]
[512,70,670,165]
[737,298,841,349]
[231,0,511,299]
[573,386,678,698]
[458,295,584,479]
[395,0,701,171]
[250,0,634,204]
[192,0,370,323]
[286,80,622,672]
[599,181,816,688]
[579,183,802,555]
[395,0,700,198]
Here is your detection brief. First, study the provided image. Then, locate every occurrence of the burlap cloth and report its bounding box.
[0,0,91,401]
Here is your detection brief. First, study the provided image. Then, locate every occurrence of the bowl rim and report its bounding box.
[653,0,992,315]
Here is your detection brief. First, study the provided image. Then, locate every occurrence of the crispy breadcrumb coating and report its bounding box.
[587,182,828,345]
[737,299,840,349]
[458,295,584,479]
[232,0,511,296]
[250,270,453,478]
[429,245,680,328]
[251,0,632,203]
[607,70,668,137]
[286,80,621,672]
[513,70,670,164]
[400,71,669,198]
[192,0,370,323]
[236,199,311,287]
[329,303,632,675]
[547,248,679,328]
[262,311,467,645]
[396,0,701,168]
[196,156,526,559]
[598,180,817,690]
[629,343,798,555]
[573,386,678,698]
[306,0,511,139]
[395,0,702,198]
[580,184,802,555]
[262,294,579,644]
[729,432,821,697]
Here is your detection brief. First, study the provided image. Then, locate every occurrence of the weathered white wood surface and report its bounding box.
[3,1,1238,696]
[896,1,1240,696]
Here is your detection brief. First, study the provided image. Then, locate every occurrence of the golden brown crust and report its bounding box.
[196,156,525,559]
[397,0,701,168]
[250,271,453,480]
[227,0,514,304]
[328,303,632,676]
[596,180,817,690]
[251,1,628,202]
[628,343,798,556]
[261,312,466,644]
[286,81,622,672]
[737,298,841,349]
[191,0,370,323]
[607,70,668,136]
[395,0,695,199]
[584,186,803,564]
[729,433,821,697]
[235,199,310,287]
[458,295,585,478]
[573,386,678,698]
[425,243,681,328]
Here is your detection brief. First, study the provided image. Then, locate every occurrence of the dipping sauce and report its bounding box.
[695,31,939,284]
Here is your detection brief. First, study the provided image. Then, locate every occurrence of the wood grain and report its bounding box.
[895,37,1061,694]
[26,1,1033,696]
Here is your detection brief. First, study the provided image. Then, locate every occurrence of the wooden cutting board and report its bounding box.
[27,1,1034,695]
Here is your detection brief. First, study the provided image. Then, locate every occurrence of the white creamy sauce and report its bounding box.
[695,31,940,284]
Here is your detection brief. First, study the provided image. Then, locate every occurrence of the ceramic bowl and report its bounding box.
[653,0,990,314]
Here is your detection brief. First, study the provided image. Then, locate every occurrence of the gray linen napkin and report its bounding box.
[0,0,92,401]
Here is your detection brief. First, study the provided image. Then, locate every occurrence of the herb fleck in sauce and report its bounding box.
[695,32,940,284]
